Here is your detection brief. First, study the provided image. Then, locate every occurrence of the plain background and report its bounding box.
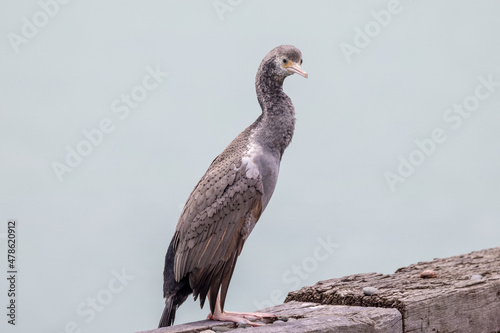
[1,1,499,332]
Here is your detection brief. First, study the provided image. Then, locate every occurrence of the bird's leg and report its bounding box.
[206,295,276,327]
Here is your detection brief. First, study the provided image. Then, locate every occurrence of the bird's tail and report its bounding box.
[158,296,176,328]
[159,236,191,327]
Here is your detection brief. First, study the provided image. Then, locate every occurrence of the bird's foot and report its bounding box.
[224,310,277,320]
[207,310,276,327]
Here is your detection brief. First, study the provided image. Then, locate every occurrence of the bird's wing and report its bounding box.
[172,155,264,312]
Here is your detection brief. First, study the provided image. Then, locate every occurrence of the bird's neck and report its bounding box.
[254,73,296,158]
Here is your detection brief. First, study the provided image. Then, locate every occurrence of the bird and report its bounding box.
[159,45,307,328]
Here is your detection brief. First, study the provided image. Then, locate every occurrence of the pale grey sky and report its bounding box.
[1,1,500,332]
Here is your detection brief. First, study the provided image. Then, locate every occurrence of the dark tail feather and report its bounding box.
[158,296,176,328]
[159,235,192,327]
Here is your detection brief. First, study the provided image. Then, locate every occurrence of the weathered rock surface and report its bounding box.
[138,247,500,333]
[138,301,402,333]
[286,247,500,333]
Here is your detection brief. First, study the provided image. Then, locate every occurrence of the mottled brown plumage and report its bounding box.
[173,125,264,313]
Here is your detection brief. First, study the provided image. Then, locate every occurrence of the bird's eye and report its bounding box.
[300,59,303,65]
[282,58,288,64]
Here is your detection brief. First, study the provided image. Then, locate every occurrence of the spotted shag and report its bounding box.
[159,45,308,327]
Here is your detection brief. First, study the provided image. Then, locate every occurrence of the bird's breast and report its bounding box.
[240,140,280,211]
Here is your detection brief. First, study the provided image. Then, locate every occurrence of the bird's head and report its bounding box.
[259,45,308,81]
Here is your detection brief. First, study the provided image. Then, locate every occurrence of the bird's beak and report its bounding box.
[286,62,308,78]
